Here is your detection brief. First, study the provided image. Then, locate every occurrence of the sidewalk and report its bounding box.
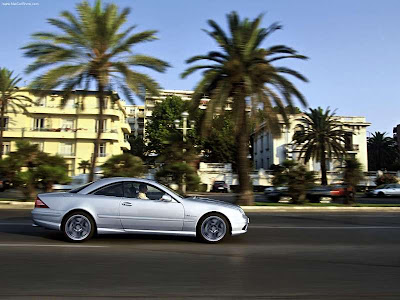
[2,200,400,212]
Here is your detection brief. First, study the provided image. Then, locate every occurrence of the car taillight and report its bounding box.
[330,190,340,196]
[35,197,49,208]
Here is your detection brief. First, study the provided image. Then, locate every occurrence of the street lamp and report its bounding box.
[174,111,195,194]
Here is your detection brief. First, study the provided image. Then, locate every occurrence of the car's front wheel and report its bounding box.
[197,214,229,243]
[62,212,95,242]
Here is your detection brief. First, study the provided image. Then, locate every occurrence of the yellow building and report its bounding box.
[2,89,131,176]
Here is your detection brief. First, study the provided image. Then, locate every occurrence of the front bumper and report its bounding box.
[231,216,249,236]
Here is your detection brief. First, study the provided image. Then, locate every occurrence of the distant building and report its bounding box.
[393,124,400,149]
[125,105,145,137]
[252,114,370,173]
[2,89,130,175]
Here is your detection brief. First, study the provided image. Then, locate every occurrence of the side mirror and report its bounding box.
[161,194,173,202]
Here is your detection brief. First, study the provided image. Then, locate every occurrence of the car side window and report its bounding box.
[93,182,124,197]
[124,182,138,198]
[123,181,165,200]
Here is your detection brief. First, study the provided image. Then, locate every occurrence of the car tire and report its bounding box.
[378,192,385,198]
[197,213,230,243]
[62,211,96,243]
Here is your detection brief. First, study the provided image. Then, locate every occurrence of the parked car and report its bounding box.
[264,186,289,202]
[32,178,249,243]
[0,178,11,192]
[329,185,355,199]
[306,186,332,203]
[211,181,229,193]
[368,183,400,197]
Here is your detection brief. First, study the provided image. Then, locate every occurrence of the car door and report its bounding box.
[120,181,184,231]
[393,184,400,196]
[386,184,396,196]
[86,182,124,230]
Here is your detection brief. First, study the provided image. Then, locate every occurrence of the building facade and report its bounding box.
[252,114,370,173]
[393,124,400,149]
[2,89,130,176]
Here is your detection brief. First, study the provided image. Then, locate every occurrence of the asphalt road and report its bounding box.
[0,209,400,299]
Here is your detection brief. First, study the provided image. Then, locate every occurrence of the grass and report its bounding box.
[254,202,400,207]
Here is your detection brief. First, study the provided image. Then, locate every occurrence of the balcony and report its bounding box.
[121,122,131,134]
[346,144,359,153]
[2,128,120,141]
[26,106,123,118]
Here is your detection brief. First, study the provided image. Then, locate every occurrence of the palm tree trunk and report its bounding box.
[0,100,5,159]
[236,95,253,206]
[89,82,105,182]
[320,148,328,185]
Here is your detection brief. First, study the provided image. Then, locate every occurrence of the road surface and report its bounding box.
[0,209,400,298]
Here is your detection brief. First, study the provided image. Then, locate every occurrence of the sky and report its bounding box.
[0,0,399,134]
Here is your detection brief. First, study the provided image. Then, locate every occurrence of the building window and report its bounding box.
[0,117,8,130]
[99,143,106,157]
[31,141,44,152]
[33,118,45,131]
[95,119,107,132]
[61,119,74,131]
[59,142,74,156]
[64,98,76,109]
[2,142,10,154]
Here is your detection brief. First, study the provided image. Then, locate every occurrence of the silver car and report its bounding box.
[370,183,400,197]
[32,177,249,243]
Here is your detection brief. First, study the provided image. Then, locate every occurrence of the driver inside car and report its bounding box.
[138,183,149,200]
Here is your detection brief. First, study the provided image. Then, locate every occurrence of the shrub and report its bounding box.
[375,174,398,186]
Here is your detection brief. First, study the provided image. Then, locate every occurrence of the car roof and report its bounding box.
[77,177,159,194]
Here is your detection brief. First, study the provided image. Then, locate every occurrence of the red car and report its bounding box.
[329,185,355,198]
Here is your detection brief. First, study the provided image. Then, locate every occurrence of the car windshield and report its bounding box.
[69,182,94,193]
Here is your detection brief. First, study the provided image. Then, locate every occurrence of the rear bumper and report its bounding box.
[32,209,62,231]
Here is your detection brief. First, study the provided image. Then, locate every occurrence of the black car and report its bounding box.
[306,186,332,203]
[211,181,229,193]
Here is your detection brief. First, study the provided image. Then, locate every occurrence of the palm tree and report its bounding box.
[0,68,32,159]
[292,107,348,185]
[367,132,399,171]
[22,0,169,181]
[78,160,90,174]
[181,12,308,205]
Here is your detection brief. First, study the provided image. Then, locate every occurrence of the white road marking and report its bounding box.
[250,225,400,229]
[0,243,108,248]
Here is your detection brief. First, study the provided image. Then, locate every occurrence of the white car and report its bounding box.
[32,177,249,243]
[371,183,400,197]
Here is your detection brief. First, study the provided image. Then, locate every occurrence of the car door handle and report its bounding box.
[122,202,132,206]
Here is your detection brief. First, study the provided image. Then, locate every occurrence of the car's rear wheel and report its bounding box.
[62,212,95,242]
[378,192,385,198]
[197,214,229,243]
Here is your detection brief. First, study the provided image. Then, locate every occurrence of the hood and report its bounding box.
[184,196,239,209]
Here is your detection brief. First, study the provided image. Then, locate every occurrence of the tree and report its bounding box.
[156,162,200,193]
[22,0,169,182]
[375,174,398,186]
[182,12,308,205]
[78,160,90,174]
[201,113,237,167]
[292,107,348,185]
[272,160,315,204]
[0,68,32,158]
[145,95,195,156]
[0,141,69,198]
[342,158,364,204]
[367,132,399,171]
[128,135,147,161]
[101,153,146,178]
